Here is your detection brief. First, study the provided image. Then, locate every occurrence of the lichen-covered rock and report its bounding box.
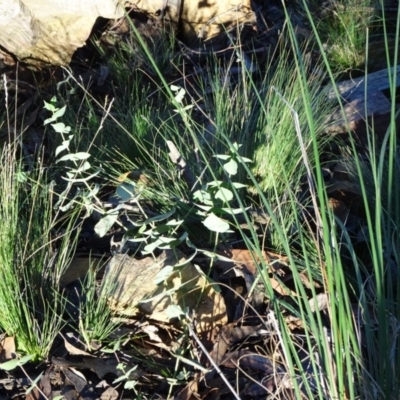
[104,250,228,333]
[0,0,255,67]
[0,0,124,66]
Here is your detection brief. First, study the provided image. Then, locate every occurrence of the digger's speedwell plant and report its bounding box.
[43,96,102,215]
[108,142,251,253]
[193,142,252,235]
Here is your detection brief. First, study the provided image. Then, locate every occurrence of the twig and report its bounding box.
[186,317,241,400]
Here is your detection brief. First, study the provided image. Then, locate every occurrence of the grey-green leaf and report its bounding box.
[51,122,71,134]
[202,213,230,233]
[116,182,136,202]
[223,158,238,176]
[94,213,119,237]
[69,161,91,174]
[0,355,34,371]
[174,87,186,104]
[145,208,176,224]
[214,154,230,160]
[165,304,185,319]
[62,169,101,182]
[43,100,56,112]
[215,187,233,202]
[52,105,67,119]
[239,156,252,163]
[221,207,249,215]
[55,143,69,156]
[143,239,163,253]
[57,152,91,163]
[232,182,247,189]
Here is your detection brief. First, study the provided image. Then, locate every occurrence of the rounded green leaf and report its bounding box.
[52,122,71,134]
[215,187,233,202]
[202,213,230,233]
[94,213,119,237]
[223,158,238,176]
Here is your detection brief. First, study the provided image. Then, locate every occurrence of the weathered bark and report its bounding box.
[325,65,400,138]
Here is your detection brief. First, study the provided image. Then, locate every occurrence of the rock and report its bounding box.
[0,0,124,66]
[104,250,228,333]
[0,0,255,67]
[125,0,255,44]
[178,0,255,44]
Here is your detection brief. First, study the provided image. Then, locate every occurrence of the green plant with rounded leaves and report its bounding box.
[43,96,102,215]
[193,142,251,234]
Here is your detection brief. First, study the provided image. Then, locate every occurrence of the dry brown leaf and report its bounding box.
[210,324,262,364]
[141,324,163,343]
[221,350,274,373]
[0,336,16,362]
[216,248,289,275]
[215,248,301,296]
[175,376,200,400]
[268,276,298,297]
[100,386,119,400]
[25,386,42,400]
[62,334,93,357]
[25,372,53,400]
[52,356,142,380]
[39,372,52,400]
[63,368,88,394]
